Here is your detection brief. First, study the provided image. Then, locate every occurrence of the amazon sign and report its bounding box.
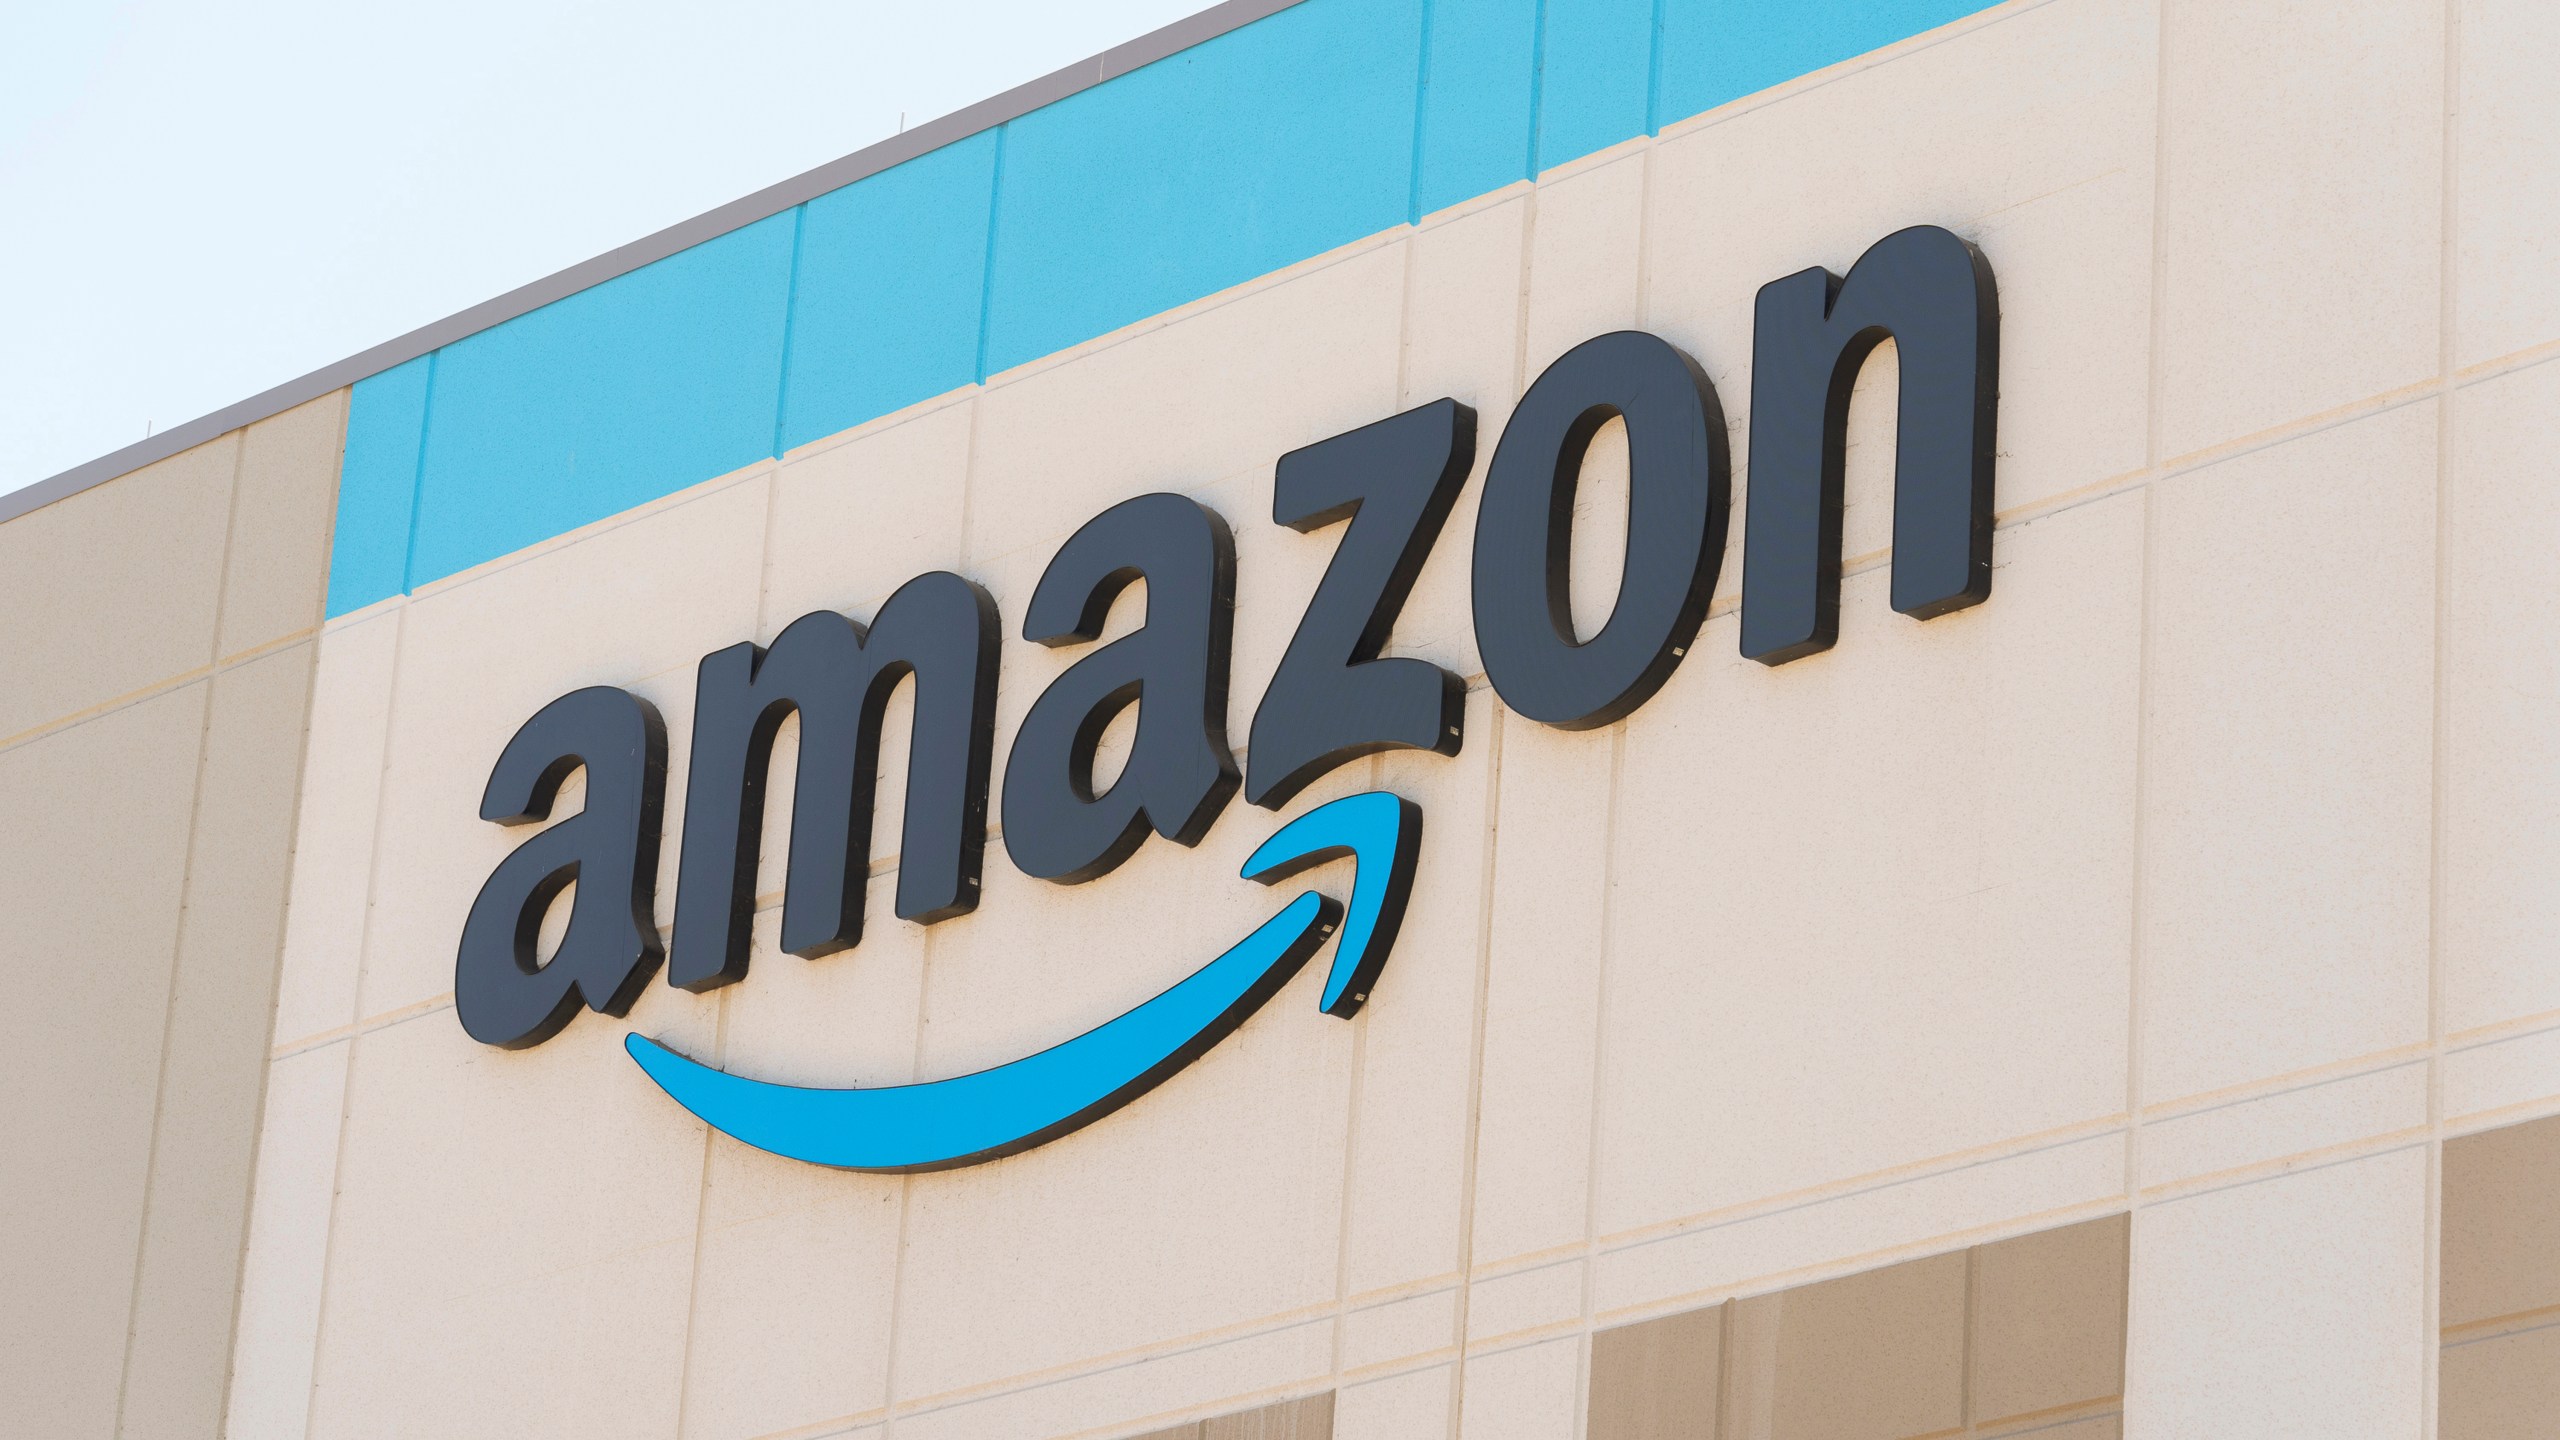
[454,225,2000,1172]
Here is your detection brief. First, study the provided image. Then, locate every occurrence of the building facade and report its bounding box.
[7,0,2560,1435]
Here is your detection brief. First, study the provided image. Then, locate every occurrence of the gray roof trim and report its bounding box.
[3,0,1305,527]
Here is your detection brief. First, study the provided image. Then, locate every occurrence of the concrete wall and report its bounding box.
[0,392,344,1435]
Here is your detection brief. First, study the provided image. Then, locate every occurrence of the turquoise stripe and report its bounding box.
[406,212,796,589]
[329,354,431,616]
[1535,0,1657,173]
[981,0,1422,377]
[331,0,1997,617]
[781,130,1001,453]
[1412,0,1540,217]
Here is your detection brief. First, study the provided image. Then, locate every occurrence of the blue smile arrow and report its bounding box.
[624,791,1422,1172]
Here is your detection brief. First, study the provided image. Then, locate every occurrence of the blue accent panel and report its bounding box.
[1659,0,1982,124]
[978,0,1425,376]
[1412,0,1540,217]
[328,355,433,615]
[404,211,798,588]
[780,130,1001,452]
[320,0,2004,616]
[1535,0,1659,172]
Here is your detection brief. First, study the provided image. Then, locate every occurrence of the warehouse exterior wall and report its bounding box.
[8,0,2560,1436]
[0,392,345,1436]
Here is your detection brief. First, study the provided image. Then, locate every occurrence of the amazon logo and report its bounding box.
[453,225,1999,1171]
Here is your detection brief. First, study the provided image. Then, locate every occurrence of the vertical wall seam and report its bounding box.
[1451,195,1540,1438]
[304,598,413,1440]
[670,990,734,1438]
[772,204,811,459]
[210,619,333,1436]
[1447,697,1510,1440]
[2421,0,2462,1433]
[879,923,942,1437]
[1327,758,1385,1385]
[1525,0,1551,180]
[1643,0,1669,135]
[396,353,441,598]
[1407,0,1437,224]
[108,428,243,1439]
[2118,0,2174,1425]
[1571,723,1628,1437]
[972,126,1012,385]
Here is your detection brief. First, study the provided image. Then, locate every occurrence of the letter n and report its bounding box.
[1739,224,2000,665]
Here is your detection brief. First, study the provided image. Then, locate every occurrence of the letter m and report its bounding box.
[1739,225,2000,666]
[669,571,999,990]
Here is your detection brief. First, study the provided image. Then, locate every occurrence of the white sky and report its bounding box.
[0,0,1206,497]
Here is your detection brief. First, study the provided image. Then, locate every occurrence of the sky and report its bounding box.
[0,0,1206,497]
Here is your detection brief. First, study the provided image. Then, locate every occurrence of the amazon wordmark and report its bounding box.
[453,225,1998,1168]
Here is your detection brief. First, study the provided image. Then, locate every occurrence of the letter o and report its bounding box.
[1471,330,1729,729]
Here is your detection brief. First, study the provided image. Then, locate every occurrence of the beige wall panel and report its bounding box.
[888,766,1373,1400]
[2125,1148,2426,1438]
[1601,493,2140,1226]
[1340,690,1496,1294]
[0,683,205,1436]
[356,477,767,1021]
[967,241,1404,567]
[306,983,712,1438]
[2139,405,2435,1102]
[1468,1256,1582,1341]
[765,395,973,631]
[676,902,919,1438]
[0,437,233,738]
[2155,0,2443,456]
[889,1315,1330,1439]
[2440,1024,2560,1127]
[1522,151,1645,377]
[121,642,318,1438]
[1457,1337,1580,1440]
[2137,1059,2428,1192]
[2455,0,2560,367]
[1398,195,1530,682]
[1467,710,1617,1266]
[314,1233,697,1439]
[225,1038,351,1440]
[2441,1114,2560,1329]
[1334,1364,1452,1440]
[2442,1322,2560,1440]
[272,609,403,1047]
[1341,1286,1458,1371]
[1645,0,2156,532]
[2441,361,2560,1031]
[220,390,347,658]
